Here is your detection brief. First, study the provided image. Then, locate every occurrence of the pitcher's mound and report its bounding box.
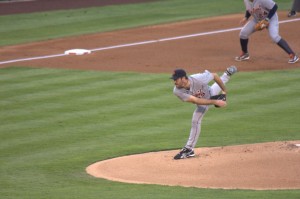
[86,141,300,190]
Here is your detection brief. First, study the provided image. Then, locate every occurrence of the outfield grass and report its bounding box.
[1,67,300,199]
[0,0,292,46]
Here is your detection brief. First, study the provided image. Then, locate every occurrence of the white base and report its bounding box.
[64,49,91,55]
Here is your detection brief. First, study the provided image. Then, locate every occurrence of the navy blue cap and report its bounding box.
[170,69,187,80]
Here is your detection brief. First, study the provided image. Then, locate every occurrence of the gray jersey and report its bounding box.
[173,70,213,106]
[240,0,280,43]
[172,71,232,150]
[244,0,275,21]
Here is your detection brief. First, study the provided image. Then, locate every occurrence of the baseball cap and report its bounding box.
[170,69,187,80]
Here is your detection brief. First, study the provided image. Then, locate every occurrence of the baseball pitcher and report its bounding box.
[171,66,237,160]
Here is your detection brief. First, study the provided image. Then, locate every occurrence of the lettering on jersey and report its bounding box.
[252,5,268,20]
[193,89,205,98]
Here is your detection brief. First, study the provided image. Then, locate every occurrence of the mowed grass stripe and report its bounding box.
[1,105,187,161]
[0,95,185,144]
[1,77,166,122]
[1,68,182,152]
[0,71,170,121]
[0,70,133,101]
[0,68,142,91]
[1,94,186,148]
[0,90,172,127]
[0,69,165,104]
[0,67,67,80]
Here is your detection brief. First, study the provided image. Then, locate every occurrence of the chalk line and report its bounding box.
[0,18,299,65]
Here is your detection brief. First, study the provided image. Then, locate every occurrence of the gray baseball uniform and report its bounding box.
[237,0,297,62]
[173,71,231,149]
[241,0,280,43]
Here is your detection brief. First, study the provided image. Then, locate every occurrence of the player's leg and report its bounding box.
[174,106,208,159]
[235,20,256,61]
[185,106,208,149]
[268,15,299,64]
[277,38,299,63]
[210,66,237,96]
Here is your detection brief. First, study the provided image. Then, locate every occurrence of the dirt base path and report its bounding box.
[87,141,300,190]
[1,12,299,73]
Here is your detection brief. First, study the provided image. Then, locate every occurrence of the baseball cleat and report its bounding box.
[287,10,296,17]
[288,54,299,64]
[174,147,195,160]
[225,65,238,76]
[235,52,250,61]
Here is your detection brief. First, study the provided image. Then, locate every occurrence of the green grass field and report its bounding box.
[1,67,300,199]
[1,0,299,198]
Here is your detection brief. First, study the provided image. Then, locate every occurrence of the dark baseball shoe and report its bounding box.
[288,10,296,17]
[288,54,299,64]
[235,52,250,61]
[174,147,195,160]
[225,66,238,76]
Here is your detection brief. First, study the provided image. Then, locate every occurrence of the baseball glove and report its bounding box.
[210,94,226,108]
[255,19,269,31]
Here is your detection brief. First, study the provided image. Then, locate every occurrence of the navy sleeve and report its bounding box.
[245,10,251,19]
[267,4,278,20]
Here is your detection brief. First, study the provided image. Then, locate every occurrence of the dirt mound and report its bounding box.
[86,141,300,190]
